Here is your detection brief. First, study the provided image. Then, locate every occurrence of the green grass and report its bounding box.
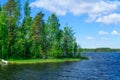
[7,58,84,64]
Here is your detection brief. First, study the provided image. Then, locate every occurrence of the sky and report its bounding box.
[1,0,120,48]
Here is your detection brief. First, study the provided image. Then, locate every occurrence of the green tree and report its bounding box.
[30,12,44,58]
[16,0,32,58]
[0,8,8,59]
[46,13,62,58]
[4,0,20,58]
[23,0,32,58]
[4,0,16,58]
[76,45,81,57]
[62,26,77,57]
[73,41,78,57]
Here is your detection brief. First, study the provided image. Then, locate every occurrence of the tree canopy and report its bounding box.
[0,0,81,59]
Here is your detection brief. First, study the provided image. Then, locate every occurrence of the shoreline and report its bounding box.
[2,58,87,64]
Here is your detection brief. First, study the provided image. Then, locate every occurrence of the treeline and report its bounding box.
[0,0,81,59]
[82,48,120,53]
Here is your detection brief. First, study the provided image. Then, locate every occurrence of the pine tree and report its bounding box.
[30,12,45,58]
[4,0,20,58]
[18,0,32,58]
[46,13,62,58]
[4,0,16,58]
[62,26,76,57]
[0,8,8,59]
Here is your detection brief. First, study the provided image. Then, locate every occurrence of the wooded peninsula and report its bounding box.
[0,0,81,60]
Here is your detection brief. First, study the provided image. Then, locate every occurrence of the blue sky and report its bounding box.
[1,0,120,48]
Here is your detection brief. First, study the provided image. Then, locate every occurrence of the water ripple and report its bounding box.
[0,52,120,80]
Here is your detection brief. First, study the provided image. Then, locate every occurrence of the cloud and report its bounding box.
[111,30,120,36]
[98,30,120,36]
[99,31,109,35]
[86,36,95,40]
[96,13,120,24]
[30,0,120,17]
[30,0,120,24]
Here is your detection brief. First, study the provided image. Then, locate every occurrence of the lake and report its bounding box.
[0,52,120,80]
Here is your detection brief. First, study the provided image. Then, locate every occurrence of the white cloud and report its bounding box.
[99,31,109,35]
[86,36,95,40]
[30,0,120,17]
[96,13,120,24]
[111,30,120,36]
[30,0,120,24]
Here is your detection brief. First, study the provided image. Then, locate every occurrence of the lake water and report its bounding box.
[0,52,120,80]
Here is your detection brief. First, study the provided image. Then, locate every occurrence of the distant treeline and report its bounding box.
[82,48,120,53]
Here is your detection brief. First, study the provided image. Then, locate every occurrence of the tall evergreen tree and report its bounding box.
[46,13,62,58]
[30,12,44,58]
[4,0,20,58]
[4,0,16,58]
[76,45,81,57]
[15,0,21,26]
[18,0,32,58]
[24,0,30,17]
[0,8,8,59]
[62,26,76,57]
[23,0,32,58]
[73,41,78,57]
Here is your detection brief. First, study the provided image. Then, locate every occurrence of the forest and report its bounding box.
[0,0,81,59]
[82,48,120,53]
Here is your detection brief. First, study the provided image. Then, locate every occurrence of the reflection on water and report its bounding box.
[0,52,120,80]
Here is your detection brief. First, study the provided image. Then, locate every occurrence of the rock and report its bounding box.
[1,59,8,64]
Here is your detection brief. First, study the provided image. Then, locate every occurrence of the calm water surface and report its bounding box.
[0,52,120,80]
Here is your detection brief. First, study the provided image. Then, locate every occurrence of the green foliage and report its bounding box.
[24,0,30,17]
[4,0,20,58]
[0,10,8,59]
[30,12,45,58]
[0,0,82,59]
[0,5,1,11]
[46,13,62,58]
[62,26,77,57]
[81,48,120,53]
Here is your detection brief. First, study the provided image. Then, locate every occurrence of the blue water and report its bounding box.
[0,52,120,80]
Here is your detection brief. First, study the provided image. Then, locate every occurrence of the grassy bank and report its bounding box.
[6,58,87,64]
